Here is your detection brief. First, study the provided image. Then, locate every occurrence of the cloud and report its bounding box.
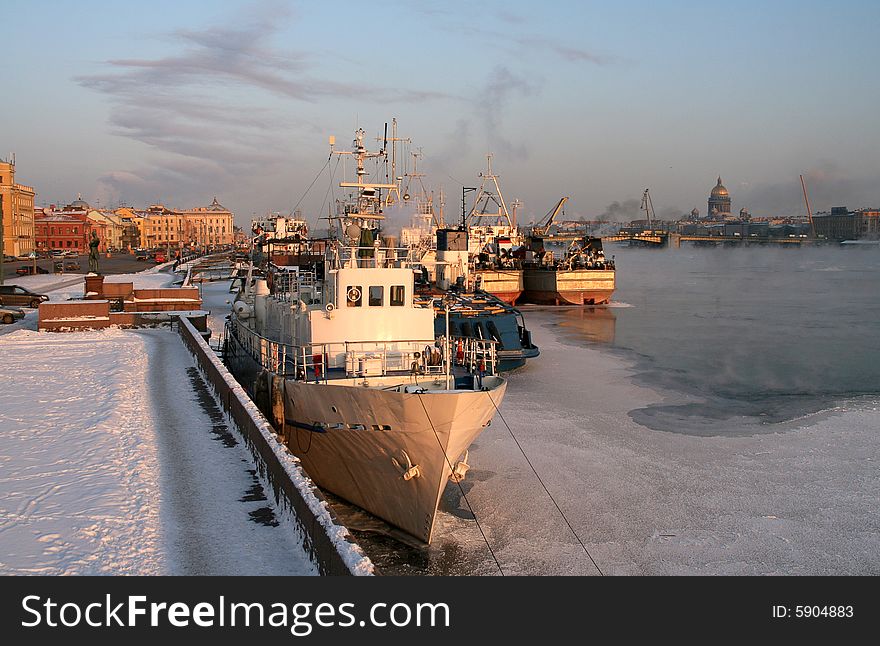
[512,35,617,66]
[95,158,232,208]
[407,5,615,67]
[76,2,447,213]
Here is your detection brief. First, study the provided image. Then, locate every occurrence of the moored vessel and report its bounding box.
[521,197,616,305]
[465,155,525,304]
[523,236,616,305]
[224,128,507,544]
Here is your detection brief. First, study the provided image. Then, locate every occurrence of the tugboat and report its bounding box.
[224,127,507,544]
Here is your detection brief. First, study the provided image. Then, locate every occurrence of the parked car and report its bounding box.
[154,253,167,263]
[16,265,49,276]
[0,306,26,324]
[0,285,50,308]
[135,252,149,261]
[65,260,81,271]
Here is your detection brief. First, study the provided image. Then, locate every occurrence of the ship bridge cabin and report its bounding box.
[315,266,433,345]
[302,265,438,379]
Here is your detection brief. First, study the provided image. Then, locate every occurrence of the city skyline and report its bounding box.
[4,0,880,227]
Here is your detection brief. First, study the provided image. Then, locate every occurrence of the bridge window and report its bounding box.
[390,285,405,306]
[368,285,383,307]
[346,285,362,307]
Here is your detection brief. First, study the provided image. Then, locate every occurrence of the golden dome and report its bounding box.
[711,176,729,197]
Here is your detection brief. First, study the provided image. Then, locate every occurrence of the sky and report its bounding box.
[4,0,880,228]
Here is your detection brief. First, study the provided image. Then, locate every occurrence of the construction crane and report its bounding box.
[640,189,656,229]
[800,174,816,238]
[532,196,570,237]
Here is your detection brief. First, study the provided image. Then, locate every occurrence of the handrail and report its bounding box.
[226,317,498,382]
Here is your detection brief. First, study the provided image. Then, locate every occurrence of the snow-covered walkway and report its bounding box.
[0,272,318,575]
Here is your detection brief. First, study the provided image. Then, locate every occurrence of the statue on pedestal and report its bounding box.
[88,231,101,274]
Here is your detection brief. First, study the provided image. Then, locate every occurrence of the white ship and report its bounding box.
[225,128,507,544]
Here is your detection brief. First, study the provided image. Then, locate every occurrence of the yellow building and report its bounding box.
[0,159,36,257]
[178,197,235,249]
[141,204,185,249]
[115,198,234,252]
[87,209,127,251]
[114,207,145,250]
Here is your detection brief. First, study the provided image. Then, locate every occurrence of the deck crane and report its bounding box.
[532,196,570,237]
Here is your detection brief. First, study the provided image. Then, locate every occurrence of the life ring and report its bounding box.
[347,287,361,302]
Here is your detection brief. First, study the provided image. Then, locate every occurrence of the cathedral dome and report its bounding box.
[70,193,90,210]
[710,177,729,198]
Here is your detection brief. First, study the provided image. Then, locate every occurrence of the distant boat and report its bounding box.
[521,196,616,305]
[840,239,880,246]
[464,156,525,304]
[427,226,539,370]
[523,234,616,306]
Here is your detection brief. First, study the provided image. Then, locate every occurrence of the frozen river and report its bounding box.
[204,244,880,575]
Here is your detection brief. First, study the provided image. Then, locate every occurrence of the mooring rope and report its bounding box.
[415,393,505,577]
[486,394,605,576]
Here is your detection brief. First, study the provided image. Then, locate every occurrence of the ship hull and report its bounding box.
[473,269,524,305]
[281,377,506,543]
[522,268,616,305]
[225,327,505,543]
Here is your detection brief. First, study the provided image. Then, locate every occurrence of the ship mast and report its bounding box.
[467,154,513,228]
[377,118,411,208]
[331,128,396,219]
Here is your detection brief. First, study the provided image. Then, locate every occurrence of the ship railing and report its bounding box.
[448,335,498,375]
[226,318,296,376]
[333,245,422,270]
[228,318,495,383]
[271,269,321,303]
[339,340,447,378]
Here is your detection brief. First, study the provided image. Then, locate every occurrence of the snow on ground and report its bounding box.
[0,270,186,336]
[5,265,174,295]
[0,269,318,575]
[0,328,165,574]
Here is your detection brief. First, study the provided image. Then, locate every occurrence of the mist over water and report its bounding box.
[551,244,880,434]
